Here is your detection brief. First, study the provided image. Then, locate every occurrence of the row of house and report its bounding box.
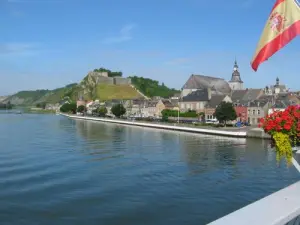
[76,79,299,126]
[69,60,299,125]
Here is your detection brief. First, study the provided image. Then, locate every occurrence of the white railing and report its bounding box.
[208,181,300,225]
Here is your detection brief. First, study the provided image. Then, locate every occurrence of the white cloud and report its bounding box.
[102,24,136,44]
[0,43,39,56]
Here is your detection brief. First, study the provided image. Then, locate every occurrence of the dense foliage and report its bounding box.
[214,102,237,124]
[129,76,180,98]
[0,102,12,109]
[259,105,300,164]
[93,67,122,77]
[161,109,198,118]
[7,83,77,106]
[111,104,126,118]
[36,102,46,109]
[60,102,77,114]
[77,105,86,113]
[97,106,108,117]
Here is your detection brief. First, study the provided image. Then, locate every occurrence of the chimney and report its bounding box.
[207,88,212,100]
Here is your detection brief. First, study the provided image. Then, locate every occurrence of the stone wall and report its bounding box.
[96,76,114,85]
[114,77,131,85]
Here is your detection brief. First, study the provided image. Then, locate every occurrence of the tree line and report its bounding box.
[93,68,123,77]
[60,102,127,118]
[129,76,180,98]
[0,101,13,109]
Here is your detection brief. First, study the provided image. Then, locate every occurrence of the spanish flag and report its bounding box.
[251,0,300,71]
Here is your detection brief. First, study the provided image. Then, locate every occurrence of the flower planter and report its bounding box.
[260,105,300,164]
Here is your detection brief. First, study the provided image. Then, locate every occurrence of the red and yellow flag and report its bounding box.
[251,0,300,71]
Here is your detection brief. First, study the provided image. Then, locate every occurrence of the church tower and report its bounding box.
[228,60,244,91]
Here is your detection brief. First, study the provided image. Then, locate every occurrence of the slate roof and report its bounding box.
[231,90,248,102]
[206,95,226,108]
[170,98,179,106]
[181,89,209,102]
[147,101,158,107]
[272,100,288,109]
[161,100,174,107]
[182,74,231,95]
[230,72,243,83]
[241,89,263,101]
[248,99,269,108]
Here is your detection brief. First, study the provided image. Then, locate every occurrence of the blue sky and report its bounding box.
[1,0,300,95]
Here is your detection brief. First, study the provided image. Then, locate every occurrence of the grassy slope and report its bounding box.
[8,84,77,106]
[95,84,141,101]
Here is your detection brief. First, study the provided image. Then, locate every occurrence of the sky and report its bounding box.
[0,0,300,95]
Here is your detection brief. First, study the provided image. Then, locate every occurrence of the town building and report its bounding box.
[156,99,175,116]
[204,95,232,120]
[181,75,231,98]
[179,88,212,113]
[228,60,244,91]
[264,77,288,95]
[234,106,248,123]
[247,99,271,125]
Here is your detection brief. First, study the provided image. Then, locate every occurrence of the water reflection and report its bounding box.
[1,115,299,225]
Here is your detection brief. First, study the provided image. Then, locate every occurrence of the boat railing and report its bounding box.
[207,180,300,225]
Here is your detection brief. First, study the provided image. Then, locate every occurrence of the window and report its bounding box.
[252,110,255,115]
[258,110,260,115]
[257,118,260,124]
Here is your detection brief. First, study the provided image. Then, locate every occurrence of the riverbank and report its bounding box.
[59,113,271,139]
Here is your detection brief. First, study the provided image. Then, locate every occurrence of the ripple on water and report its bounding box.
[0,114,299,225]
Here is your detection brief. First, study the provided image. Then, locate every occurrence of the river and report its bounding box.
[0,114,298,225]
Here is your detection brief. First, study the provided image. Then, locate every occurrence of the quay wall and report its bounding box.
[60,114,247,138]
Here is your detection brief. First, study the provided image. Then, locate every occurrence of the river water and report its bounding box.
[0,114,299,225]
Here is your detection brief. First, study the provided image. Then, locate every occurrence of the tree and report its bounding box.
[36,102,46,109]
[60,102,77,114]
[162,114,168,122]
[214,102,237,125]
[97,106,108,117]
[77,105,86,113]
[128,76,180,98]
[111,103,126,118]
[93,67,123,77]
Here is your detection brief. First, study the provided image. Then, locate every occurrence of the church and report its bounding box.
[181,59,244,98]
[228,60,243,90]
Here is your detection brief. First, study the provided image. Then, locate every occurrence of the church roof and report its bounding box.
[181,89,210,102]
[182,74,231,95]
[229,60,243,83]
[230,71,243,83]
[231,89,263,103]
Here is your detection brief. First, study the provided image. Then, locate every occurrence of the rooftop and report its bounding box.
[181,89,210,102]
[182,74,231,95]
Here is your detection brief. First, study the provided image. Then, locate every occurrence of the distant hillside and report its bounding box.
[0,96,9,103]
[4,68,180,105]
[129,76,180,98]
[63,72,142,101]
[5,83,77,106]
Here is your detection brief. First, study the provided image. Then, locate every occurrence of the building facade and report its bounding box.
[179,89,211,113]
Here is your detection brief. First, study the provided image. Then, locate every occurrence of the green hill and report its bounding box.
[5,68,180,106]
[63,74,142,101]
[129,76,180,98]
[5,83,77,106]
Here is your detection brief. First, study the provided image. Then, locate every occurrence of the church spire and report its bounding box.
[229,59,244,90]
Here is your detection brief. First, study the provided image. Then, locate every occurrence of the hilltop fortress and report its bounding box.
[87,71,131,85]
